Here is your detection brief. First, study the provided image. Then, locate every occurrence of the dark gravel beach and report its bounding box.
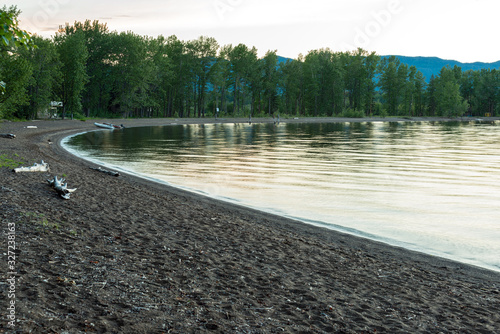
[1,118,500,333]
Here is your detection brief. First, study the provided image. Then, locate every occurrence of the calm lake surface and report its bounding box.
[63,121,500,272]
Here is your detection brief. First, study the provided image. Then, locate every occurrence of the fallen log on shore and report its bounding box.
[90,166,120,177]
[14,161,50,173]
[47,176,77,200]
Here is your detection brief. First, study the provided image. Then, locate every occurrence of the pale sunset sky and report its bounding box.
[9,0,500,63]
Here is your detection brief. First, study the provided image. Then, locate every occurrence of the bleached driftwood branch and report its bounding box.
[0,133,16,139]
[14,161,50,173]
[90,166,120,177]
[1,186,14,192]
[47,176,77,200]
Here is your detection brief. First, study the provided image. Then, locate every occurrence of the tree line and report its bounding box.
[1,8,499,120]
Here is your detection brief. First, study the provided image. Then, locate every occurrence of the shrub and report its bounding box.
[338,109,366,118]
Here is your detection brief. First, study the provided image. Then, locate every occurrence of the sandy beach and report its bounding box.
[1,117,500,333]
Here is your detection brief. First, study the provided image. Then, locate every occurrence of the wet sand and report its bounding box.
[1,117,499,333]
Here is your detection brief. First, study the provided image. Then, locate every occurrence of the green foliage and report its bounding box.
[0,6,36,51]
[378,56,403,115]
[71,112,87,120]
[0,6,36,100]
[188,36,219,117]
[107,31,155,117]
[279,56,303,116]
[21,212,61,231]
[471,69,500,116]
[302,49,345,116]
[69,20,114,117]
[17,36,62,119]
[430,66,468,117]
[227,43,258,116]
[261,50,279,116]
[0,6,37,117]
[0,153,27,168]
[0,52,33,118]
[55,29,89,118]
[338,109,366,118]
[1,14,499,120]
[342,49,380,115]
[413,71,427,116]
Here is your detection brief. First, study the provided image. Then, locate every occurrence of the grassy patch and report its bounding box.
[0,153,27,168]
[21,212,62,231]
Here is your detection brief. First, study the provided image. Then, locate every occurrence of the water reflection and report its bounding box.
[65,121,500,272]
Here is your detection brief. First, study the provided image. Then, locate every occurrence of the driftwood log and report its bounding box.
[90,166,120,177]
[0,133,16,139]
[47,176,77,200]
[14,161,50,173]
[1,186,14,192]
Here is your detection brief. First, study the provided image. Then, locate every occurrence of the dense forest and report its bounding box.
[1,7,499,120]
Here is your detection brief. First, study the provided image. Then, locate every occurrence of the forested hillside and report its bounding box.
[1,8,499,120]
[383,56,500,83]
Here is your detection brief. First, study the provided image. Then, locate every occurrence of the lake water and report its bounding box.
[63,121,500,272]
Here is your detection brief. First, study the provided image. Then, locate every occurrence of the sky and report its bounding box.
[9,0,500,63]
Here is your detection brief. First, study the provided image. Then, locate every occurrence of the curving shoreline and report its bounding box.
[1,117,500,333]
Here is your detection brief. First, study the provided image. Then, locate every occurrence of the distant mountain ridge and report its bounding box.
[278,55,500,82]
[382,56,500,81]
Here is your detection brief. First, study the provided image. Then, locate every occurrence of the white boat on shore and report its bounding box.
[94,122,124,129]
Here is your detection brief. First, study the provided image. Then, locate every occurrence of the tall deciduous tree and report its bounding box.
[426,75,437,116]
[379,56,404,115]
[342,49,364,111]
[279,56,304,116]
[210,45,232,116]
[149,35,173,117]
[72,20,114,117]
[0,49,32,118]
[164,35,188,117]
[55,29,89,118]
[459,70,476,116]
[0,5,36,117]
[261,50,280,116]
[474,69,500,116]
[187,36,219,117]
[19,36,61,119]
[413,70,427,116]
[228,43,258,115]
[341,49,379,114]
[433,66,468,117]
[362,51,380,115]
[109,31,154,117]
[303,49,343,116]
